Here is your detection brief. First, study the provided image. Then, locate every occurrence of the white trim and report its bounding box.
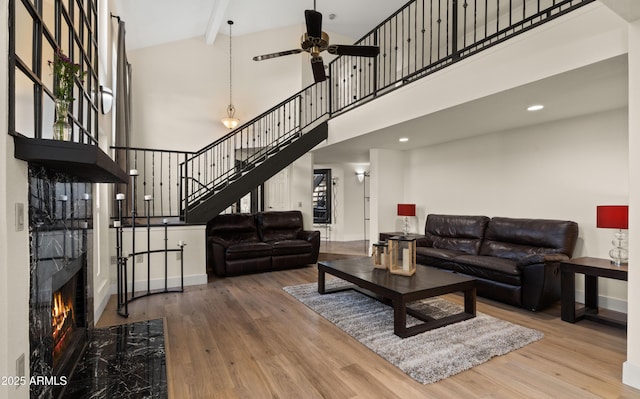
[623,361,640,390]
[575,290,628,313]
[110,273,208,295]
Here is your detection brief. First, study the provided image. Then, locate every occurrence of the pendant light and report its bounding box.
[221,20,240,129]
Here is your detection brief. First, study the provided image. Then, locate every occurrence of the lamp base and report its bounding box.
[609,230,628,267]
[402,216,410,236]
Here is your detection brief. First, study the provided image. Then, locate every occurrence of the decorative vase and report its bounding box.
[53,99,71,141]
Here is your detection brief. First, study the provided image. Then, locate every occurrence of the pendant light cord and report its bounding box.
[228,20,233,109]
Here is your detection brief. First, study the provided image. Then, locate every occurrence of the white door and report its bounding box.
[265,168,289,211]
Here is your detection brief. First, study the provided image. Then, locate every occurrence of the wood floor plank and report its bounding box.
[96,243,640,398]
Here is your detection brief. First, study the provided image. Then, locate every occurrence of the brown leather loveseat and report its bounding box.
[207,210,320,277]
[416,214,579,311]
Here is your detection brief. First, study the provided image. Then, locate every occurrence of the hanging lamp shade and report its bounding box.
[221,104,239,129]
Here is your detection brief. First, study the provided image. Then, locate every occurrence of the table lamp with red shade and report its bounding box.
[397,204,416,236]
[596,205,628,266]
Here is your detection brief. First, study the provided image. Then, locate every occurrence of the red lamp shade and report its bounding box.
[397,204,416,217]
[596,205,628,229]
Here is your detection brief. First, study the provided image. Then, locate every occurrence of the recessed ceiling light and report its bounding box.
[399,137,409,142]
[527,104,544,111]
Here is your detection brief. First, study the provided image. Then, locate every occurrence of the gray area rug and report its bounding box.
[284,279,543,384]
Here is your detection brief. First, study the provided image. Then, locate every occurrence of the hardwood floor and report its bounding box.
[97,242,640,398]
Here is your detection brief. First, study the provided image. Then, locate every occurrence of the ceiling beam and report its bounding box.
[205,0,231,45]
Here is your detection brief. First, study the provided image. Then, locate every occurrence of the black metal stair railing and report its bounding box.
[181,80,329,220]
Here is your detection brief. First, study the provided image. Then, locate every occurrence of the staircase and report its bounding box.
[181,81,330,223]
[184,122,328,223]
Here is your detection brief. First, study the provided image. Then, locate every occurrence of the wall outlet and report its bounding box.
[176,252,182,261]
[16,353,25,378]
[136,255,143,263]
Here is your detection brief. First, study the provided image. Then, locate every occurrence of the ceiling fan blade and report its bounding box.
[305,9,323,38]
[327,45,380,57]
[310,55,326,83]
[253,49,304,61]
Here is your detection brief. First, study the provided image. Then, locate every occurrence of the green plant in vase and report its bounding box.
[48,49,86,140]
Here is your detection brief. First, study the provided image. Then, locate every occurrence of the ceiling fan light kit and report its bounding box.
[252,5,380,83]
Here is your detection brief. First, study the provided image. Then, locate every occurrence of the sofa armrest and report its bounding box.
[518,253,569,311]
[298,230,321,262]
[517,253,569,268]
[207,237,231,276]
[208,236,230,248]
[415,237,432,247]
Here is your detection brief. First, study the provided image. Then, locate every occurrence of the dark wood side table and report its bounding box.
[560,257,628,329]
[379,232,426,241]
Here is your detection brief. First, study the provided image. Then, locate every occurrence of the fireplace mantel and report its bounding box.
[13,136,128,183]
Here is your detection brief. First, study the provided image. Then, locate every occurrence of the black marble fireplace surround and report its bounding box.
[29,165,94,399]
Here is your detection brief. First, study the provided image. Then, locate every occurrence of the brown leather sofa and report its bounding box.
[416,214,579,311]
[207,210,320,277]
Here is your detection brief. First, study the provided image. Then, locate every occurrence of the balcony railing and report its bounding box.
[110,146,195,221]
[329,0,594,114]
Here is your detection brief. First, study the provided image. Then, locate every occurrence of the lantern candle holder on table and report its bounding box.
[372,241,389,269]
[388,236,416,276]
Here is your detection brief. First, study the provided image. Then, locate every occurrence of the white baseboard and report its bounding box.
[93,281,111,325]
[575,290,628,313]
[623,361,640,390]
[109,274,208,295]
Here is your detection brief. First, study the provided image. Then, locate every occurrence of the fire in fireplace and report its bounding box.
[51,277,77,369]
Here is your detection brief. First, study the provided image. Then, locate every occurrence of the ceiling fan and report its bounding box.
[252,2,380,83]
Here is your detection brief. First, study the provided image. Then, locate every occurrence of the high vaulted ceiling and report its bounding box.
[112,0,409,50]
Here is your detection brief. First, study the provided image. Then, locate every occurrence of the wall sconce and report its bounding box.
[100,85,113,114]
[596,205,628,266]
[356,171,368,182]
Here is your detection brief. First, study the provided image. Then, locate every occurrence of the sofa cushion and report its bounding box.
[258,211,303,242]
[225,242,272,260]
[270,240,313,256]
[452,255,521,286]
[480,217,579,261]
[208,213,260,243]
[424,214,490,255]
[416,247,466,270]
[416,246,467,261]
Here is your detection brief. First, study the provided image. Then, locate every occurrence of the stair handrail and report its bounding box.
[181,80,330,217]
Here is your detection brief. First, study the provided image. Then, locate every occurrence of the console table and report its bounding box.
[560,257,627,329]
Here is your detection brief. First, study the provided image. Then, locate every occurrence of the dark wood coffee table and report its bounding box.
[318,257,476,338]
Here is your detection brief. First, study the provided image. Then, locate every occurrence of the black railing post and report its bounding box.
[181,156,189,222]
[373,29,379,97]
[452,0,459,61]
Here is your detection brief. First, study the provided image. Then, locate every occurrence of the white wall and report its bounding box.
[624,16,640,391]
[370,149,406,243]
[288,154,314,230]
[403,108,628,310]
[313,162,370,241]
[1,0,31,397]
[128,25,305,151]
